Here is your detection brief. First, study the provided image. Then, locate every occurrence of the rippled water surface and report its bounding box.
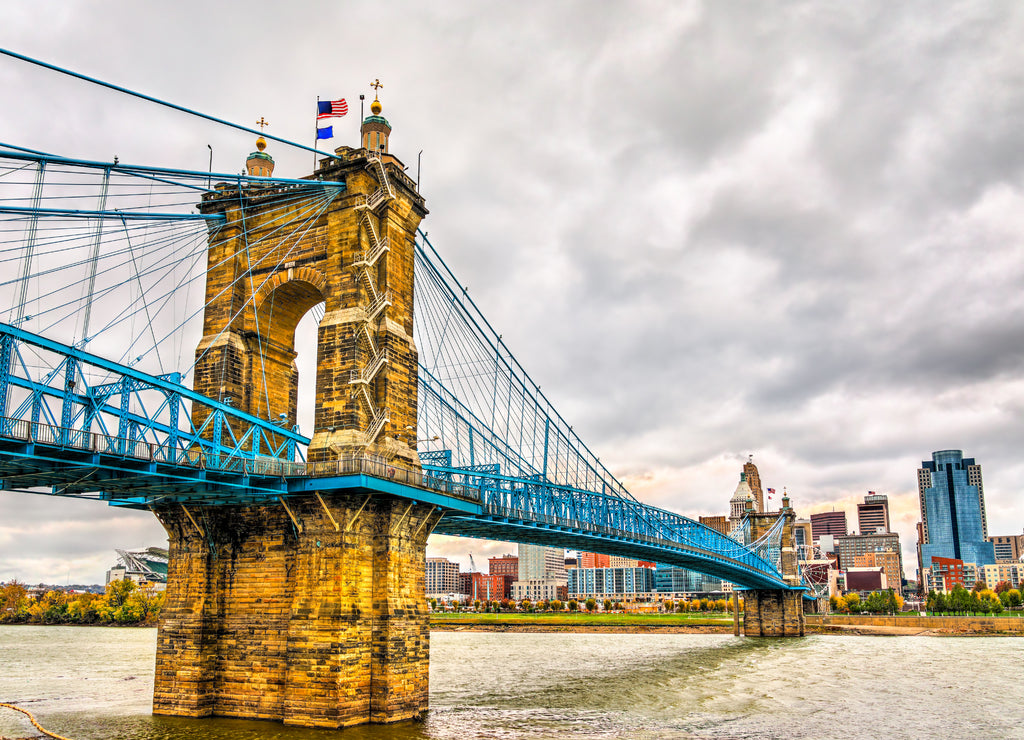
[1,626,1022,739]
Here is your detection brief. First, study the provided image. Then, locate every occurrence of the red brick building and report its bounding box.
[930,556,966,591]
[578,552,611,568]
[488,554,519,578]
[461,572,514,601]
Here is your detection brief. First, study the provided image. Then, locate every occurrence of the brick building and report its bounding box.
[578,552,611,569]
[853,551,903,595]
[488,554,519,578]
[460,572,514,601]
[699,515,729,536]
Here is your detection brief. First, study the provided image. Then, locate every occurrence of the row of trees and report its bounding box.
[0,579,164,625]
[926,585,1017,615]
[429,596,740,613]
[663,598,737,613]
[830,589,905,615]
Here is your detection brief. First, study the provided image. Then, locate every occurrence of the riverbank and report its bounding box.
[806,614,1024,636]
[430,612,1024,636]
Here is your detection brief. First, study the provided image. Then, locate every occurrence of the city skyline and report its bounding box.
[2,2,1024,583]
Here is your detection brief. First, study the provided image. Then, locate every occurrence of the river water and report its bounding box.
[1,626,1021,739]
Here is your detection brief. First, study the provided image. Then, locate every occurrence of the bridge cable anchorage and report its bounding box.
[0,702,74,740]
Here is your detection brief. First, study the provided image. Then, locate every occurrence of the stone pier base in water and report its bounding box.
[152,494,435,728]
[742,589,805,637]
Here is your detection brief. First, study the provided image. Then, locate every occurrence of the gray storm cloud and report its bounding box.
[1,0,1022,582]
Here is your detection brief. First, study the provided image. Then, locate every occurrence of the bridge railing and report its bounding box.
[0,414,486,501]
[0,415,306,477]
[305,455,482,502]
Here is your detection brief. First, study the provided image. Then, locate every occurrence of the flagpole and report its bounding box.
[313,96,319,173]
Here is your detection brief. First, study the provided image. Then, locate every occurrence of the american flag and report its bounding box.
[767,488,775,494]
[317,99,349,119]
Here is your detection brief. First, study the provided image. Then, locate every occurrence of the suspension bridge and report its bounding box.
[0,49,806,729]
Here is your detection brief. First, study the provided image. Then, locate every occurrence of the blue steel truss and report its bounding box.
[0,322,307,502]
[0,317,795,590]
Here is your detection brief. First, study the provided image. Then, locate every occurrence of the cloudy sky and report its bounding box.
[2,1,1023,584]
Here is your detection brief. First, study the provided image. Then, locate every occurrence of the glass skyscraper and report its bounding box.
[654,564,723,594]
[917,450,995,569]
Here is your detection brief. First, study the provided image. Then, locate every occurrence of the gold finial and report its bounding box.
[370,79,383,115]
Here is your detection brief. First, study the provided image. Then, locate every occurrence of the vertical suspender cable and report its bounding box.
[79,166,111,344]
[15,160,45,324]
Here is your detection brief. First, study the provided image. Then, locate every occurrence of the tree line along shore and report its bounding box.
[1,579,162,626]
[4,580,1020,633]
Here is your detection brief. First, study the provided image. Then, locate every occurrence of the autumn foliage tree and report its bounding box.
[0,579,163,626]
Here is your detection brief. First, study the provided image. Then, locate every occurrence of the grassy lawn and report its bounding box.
[430,611,736,626]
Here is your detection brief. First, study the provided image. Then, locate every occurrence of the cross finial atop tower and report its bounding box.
[256,116,270,131]
[369,80,384,116]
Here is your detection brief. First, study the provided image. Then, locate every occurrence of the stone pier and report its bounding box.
[742,589,805,637]
[153,493,437,727]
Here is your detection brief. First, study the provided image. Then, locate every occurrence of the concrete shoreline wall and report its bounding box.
[806,614,1024,633]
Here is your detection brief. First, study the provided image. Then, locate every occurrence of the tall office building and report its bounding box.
[793,519,813,556]
[425,557,461,596]
[517,544,566,580]
[810,511,848,543]
[835,532,904,593]
[743,457,764,513]
[857,492,890,534]
[917,450,995,570]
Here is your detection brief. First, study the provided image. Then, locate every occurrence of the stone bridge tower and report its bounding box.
[153,98,439,729]
[741,493,806,637]
[190,99,425,465]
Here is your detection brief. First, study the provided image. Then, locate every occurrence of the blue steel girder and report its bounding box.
[0,325,796,590]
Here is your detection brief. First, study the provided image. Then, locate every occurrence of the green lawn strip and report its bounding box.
[430,612,734,626]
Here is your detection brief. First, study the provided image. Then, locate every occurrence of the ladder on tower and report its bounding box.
[348,154,396,445]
